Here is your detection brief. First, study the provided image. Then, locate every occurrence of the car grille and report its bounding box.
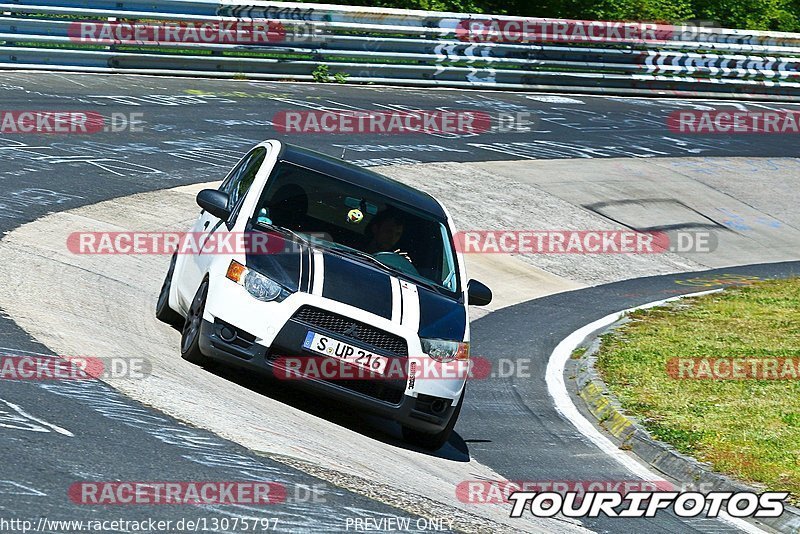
[332,380,404,404]
[292,306,408,356]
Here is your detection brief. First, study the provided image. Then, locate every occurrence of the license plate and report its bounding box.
[302,331,388,375]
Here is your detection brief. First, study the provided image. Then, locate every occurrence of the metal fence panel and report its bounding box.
[2,0,800,99]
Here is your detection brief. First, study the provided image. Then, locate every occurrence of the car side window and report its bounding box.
[220,147,267,212]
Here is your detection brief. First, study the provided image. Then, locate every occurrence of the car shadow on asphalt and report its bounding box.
[199,358,472,461]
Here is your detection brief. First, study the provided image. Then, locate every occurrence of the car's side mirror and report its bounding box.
[196,189,231,221]
[467,279,492,306]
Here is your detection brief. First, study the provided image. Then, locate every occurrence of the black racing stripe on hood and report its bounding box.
[321,253,392,320]
[301,247,311,292]
[244,232,302,292]
[417,287,466,341]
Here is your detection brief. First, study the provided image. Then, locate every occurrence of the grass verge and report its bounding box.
[595,278,800,503]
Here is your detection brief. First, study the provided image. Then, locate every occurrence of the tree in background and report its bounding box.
[692,0,799,31]
[326,0,800,31]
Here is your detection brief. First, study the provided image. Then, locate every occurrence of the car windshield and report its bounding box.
[251,161,460,294]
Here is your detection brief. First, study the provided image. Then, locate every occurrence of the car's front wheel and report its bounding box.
[181,279,210,365]
[402,389,464,451]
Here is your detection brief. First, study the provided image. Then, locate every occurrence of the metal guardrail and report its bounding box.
[2,0,800,99]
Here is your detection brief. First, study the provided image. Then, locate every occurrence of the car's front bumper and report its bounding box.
[198,317,460,434]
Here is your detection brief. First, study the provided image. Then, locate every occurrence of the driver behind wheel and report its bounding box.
[364,209,412,263]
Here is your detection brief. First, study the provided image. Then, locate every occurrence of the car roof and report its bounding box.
[278,143,447,219]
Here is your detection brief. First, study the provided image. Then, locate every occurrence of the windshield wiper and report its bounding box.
[254,223,312,249]
[255,223,453,296]
[316,243,389,270]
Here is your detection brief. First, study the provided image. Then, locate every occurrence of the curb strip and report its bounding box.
[570,313,800,534]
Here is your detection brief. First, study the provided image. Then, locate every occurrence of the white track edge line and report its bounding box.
[545,288,770,534]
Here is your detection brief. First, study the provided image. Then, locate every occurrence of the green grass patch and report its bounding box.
[571,346,588,360]
[596,278,800,503]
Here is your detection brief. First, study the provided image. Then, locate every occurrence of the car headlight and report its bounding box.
[421,338,470,363]
[226,260,289,302]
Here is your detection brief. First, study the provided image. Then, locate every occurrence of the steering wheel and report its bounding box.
[372,252,420,276]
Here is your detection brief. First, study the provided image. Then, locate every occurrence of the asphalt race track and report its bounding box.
[1,72,799,533]
[467,261,800,533]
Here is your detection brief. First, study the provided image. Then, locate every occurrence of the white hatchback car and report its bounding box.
[156,140,492,450]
